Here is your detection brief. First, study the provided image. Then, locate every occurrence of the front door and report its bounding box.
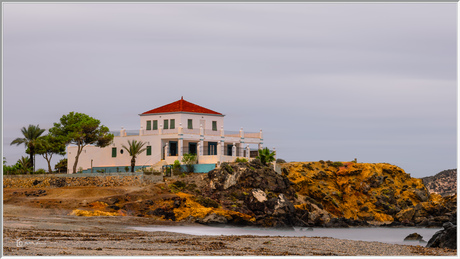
[208,142,217,155]
[169,141,178,156]
[189,142,197,155]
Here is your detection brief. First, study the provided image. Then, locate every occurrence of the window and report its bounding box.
[146,146,151,156]
[212,121,217,131]
[112,147,117,157]
[164,119,169,129]
[152,120,158,130]
[170,119,175,129]
[188,119,193,129]
[146,121,151,130]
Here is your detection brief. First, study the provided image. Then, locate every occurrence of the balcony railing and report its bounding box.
[112,128,261,138]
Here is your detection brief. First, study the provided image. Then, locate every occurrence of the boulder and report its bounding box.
[404,233,424,241]
[426,222,457,249]
[200,213,228,224]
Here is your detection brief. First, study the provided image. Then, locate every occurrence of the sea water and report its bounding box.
[129,225,441,246]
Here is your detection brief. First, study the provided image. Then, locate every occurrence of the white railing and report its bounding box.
[112,129,261,138]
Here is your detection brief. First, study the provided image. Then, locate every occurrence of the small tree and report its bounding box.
[121,140,147,172]
[256,147,276,166]
[35,134,66,173]
[10,125,45,172]
[172,160,182,175]
[182,153,197,173]
[50,112,113,174]
[54,158,68,174]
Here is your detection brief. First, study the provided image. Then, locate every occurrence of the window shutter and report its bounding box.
[146,146,151,156]
[188,119,193,129]
[212,121,217,131]
[164,119,169,129]
[170,119,175,129]
[153,120,158,130]
[112,147,117,157]
[146,121,151,130]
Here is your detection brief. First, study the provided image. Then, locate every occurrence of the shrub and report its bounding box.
[34,169,46,174]
[182,153,197,173]
[235,157,248,163]
[124,166,130,172]
[172,160,182,175]
[331,162,344,168]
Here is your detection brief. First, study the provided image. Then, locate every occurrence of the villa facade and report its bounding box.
[67,97,265,173]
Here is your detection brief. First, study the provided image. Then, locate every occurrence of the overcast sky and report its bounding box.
[2,3,457,178]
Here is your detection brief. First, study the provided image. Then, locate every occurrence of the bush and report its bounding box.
[331,162,344,168]
[172,160,182,175]
[235,158,248,163]
[182,153,197,173]
[34,169,46,174]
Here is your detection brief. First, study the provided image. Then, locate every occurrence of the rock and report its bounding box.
[404,233,423,241]
[200,213,228,224]
[395,208,415,222]
[251,189,267,203]
[426,222,457,249]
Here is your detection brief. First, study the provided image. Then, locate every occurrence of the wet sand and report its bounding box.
[3,204,457,256]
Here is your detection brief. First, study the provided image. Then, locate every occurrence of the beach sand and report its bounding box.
[3,204,457,256]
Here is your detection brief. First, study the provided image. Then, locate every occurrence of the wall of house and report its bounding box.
[67,135,162,173]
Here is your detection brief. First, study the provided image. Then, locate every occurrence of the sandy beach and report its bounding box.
[3,204,456,256]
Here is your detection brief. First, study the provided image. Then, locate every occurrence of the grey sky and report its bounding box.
[2,3,457,177]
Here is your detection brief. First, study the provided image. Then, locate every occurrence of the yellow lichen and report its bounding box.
[69,209,120,217]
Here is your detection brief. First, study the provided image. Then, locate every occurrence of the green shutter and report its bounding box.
[212,121,217,131]
[164,119,169,129]
[153,120,158,130]
[146,120,151,130]
[112,147,117,157]
[170,119,175,129]
[146,146,151,156]
[188,119,193,129]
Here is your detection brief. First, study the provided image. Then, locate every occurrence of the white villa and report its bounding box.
[67,97,266,173]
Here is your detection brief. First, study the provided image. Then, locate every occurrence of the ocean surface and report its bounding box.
[130,225,441,246]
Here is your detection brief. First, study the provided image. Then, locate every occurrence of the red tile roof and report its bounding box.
[141,97,223,116]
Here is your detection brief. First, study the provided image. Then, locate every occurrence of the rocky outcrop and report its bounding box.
[422,169,457,197]
[426,222,457,249]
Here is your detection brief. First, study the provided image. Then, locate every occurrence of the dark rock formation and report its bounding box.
[426,222,457,249]
[422,169,457,197]
[404,233,423,241]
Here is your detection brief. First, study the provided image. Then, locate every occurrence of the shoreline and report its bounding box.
[3,205,457,256]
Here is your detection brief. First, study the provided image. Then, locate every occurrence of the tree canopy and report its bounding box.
[35,134,66,173]
[50,112,113,174]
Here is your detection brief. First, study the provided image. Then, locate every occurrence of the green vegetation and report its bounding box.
[256,147,276,166]
[35,134,66,173]
[234,157,248,163]
[50,112,113,174]
[181,153,197,173]
[121,140,147,172]
[54,158,67,173]
[172,160,182,175]
[10,124,45,171]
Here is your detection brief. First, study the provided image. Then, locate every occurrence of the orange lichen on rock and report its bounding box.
[173,192,253,222]
[282,161,431,222]
[69,209,120,217]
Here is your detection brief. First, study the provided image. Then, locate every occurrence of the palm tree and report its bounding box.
[121,140,147,172]
[10,125,45,172]
[256,147,276,166]
[17,156,32,174]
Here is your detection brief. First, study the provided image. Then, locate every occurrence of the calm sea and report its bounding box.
[129,225,441,246]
